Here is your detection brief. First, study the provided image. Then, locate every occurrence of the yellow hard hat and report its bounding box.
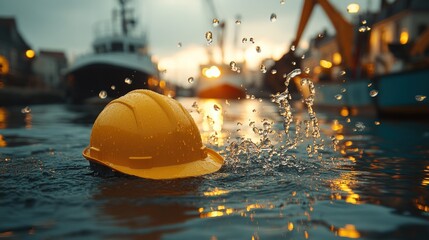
[82,89,224,180]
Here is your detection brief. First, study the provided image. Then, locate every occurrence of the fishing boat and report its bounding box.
[64,0,160,104]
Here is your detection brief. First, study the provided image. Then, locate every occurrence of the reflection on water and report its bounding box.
[0,102,429,239]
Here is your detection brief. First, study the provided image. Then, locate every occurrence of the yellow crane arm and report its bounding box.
[293,0,355,69]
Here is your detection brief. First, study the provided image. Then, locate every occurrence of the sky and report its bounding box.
[0,0,380,86]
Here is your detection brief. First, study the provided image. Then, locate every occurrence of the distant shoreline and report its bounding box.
[0,87,65,106]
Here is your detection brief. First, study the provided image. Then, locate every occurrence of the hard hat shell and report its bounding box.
[83,89,224,180]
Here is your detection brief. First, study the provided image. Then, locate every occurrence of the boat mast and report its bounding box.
[119,0,136,36]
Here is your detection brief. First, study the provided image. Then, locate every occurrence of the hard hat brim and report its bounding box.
[83,147,224,180]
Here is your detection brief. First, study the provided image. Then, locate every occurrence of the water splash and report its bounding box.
[223,68,329,173]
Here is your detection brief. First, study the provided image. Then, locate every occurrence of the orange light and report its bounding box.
[400,30,409,45]
[25,49,35,59]
[338,224,361,238]
[202,65,221,78]
[320,59,332,69]
[340,107,349,117]
[159,80,166,89]
[0,55,10,74]
[333,52,342,65]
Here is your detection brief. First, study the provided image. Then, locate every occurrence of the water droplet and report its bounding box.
[304,67,310,74]
[374,121,381,125]
[362,20,367,24]
[369,90,378,97]
[355,121,366,131]
[256,46,261,53]
[341,88,347,93]
[99,90,107,99]
[415,95,426,102]
[271,69,277,74]
[192,101,198,108]
[125,78,132,84]
[188,77,194,84]
[270,13,277,22]
[212,18,219,26]
[301,54,305,59]
[21,106,31,113]
[242,38,247,43]
[291,61,296,65]
[368,82,373,87]
[249,121,255,127]
[110,85,116,90]
[280,0,285,4]
[237,122,242,126]
[253,127,260,134]
[260,64,267,73]
[318,33,324,38]
[214,104,220,111]
[177,42,182,48]
[358,26,367,32]
[205,31,213,44]
[250,37,255,44]
[340,70,346,76]
[290,45,296,51]
[230,61,237,70]
[252,109,256,113]
[334,94,343,100]
[235,20,241,25]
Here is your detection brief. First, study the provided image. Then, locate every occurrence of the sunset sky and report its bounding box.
[0,0,380,86]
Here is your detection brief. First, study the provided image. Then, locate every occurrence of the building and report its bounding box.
[33,50,68,89]
[0,17,35,88]
[368,0,429,75]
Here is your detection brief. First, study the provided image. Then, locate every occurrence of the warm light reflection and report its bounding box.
[0,107,7,129]
[313,66,321,74]
[338,224,361,238]
[331,120,343,132]
[246,203,265,212]
[200,211,224,218]
[25,49,35,59]
[203,188,229,196]
[422,165,429,186]
[400,30,409,45]
[288,222,294,231]
[332,172,360,204]
[0,134,6,147]
[320,59,333,69]
[201,100,223,133]
[25,112,32,129]
[202,65,221,78]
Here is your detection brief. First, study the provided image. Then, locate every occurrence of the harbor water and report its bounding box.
[1,97,429,239]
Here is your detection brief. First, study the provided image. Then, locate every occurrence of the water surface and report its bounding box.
[1,99,428,239]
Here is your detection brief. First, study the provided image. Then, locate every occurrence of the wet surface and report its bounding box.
[1,100,429,239]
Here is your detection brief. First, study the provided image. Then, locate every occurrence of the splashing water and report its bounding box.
[124,78,132,84]
[212,18,219,26]
[205,31,213,44]
[99,90,107,99]
[270,13,277,22]
[188,77,194,84]
[221,69,329,173]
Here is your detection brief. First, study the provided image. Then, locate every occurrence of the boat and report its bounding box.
[64,0,160,104]
[267,0,429,117]
[196,63,246,99]
[194,0,246,99]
